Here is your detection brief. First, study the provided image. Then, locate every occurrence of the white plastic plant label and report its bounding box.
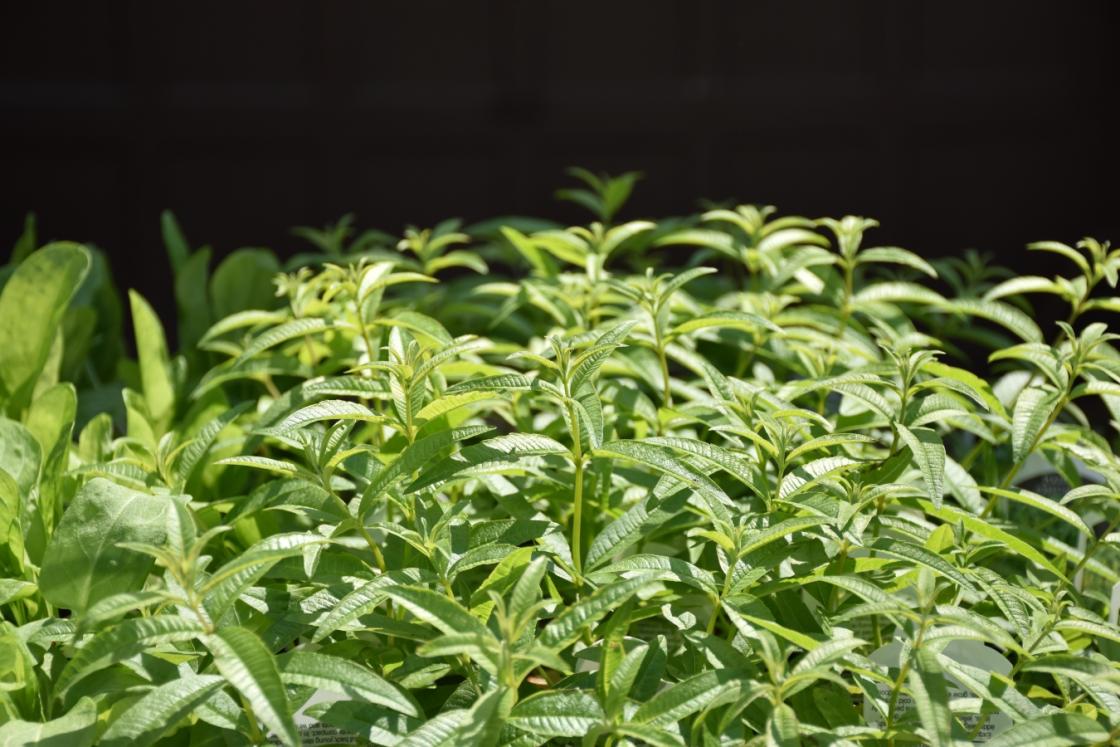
[863,639,1012,743]
[268,690,359,746]
[1110,581,1120,626]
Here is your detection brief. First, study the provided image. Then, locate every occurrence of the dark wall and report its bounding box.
[2,1,1117,309]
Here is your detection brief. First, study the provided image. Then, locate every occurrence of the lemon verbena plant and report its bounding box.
[0,173,1119,746]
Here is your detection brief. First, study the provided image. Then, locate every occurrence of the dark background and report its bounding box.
[1,1,1118,316]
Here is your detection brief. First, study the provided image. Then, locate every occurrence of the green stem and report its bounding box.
[572,456,585,582]
[238,693,265,744]
[657,343,673,410]
[354,296,377,366]
[261,374,281,400]
[707,563,737,635]
[358,523,387,572]
[403,380,416,444]
[563,387,587,585]
[885,618,929,745]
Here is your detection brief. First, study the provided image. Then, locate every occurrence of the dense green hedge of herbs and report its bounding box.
[1,171,1119,746]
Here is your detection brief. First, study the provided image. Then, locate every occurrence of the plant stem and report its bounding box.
[572,456,585,582]
[358,523,387,572]
[885,618,929,745]
[354,296,377,368]
[657,344,673,410]
[238,693,265,744]
[565,393,586,584]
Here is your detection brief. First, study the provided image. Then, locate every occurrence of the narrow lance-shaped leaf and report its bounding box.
[101,674,226,747]
[0,696,98,747]
[382,586,491,639]
[539,576,660,649]
[205,626,299,747]
[129,290,176,430]
[895,424,945,505]
[908,648,953,747]
[1011,387,1058,464]
[55,615,207,696]
[631,668,744,727]
[279,651,419,716]
[508,690,605,738]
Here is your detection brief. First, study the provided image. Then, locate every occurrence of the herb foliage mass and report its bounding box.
[0,172,1119,745]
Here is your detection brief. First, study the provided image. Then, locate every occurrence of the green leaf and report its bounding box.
[787,432,875,462]
[509,690,604,737]
[382,586,491,639]
[858,246,938,277]
[540,576,660,649]
[657,265,718,300]
[569,322,636,392]
[908,648,953,747]
[921,361,1008,419]
[415,390,497,421]
[1027,241,1091,276]
[305,701,419,743]
[202,532,328,620]
[55,614,206,695]
[270,399,380,433]
[200,309,288,346]
[172,401,251,487]
[632,668,743,726]
[600,220,655,258]
[40,478,184,615]
[916,499,1064,579]
[1010,387,1059,464]
[585,486,690,571]
[358,424,492,518]
[101,674,225,747]
[236,317,331,364]
[205,626,298,747]
[591,554,718,595]
[406,433,568,493]
[312,568,430,642]
[765,703,800,747]
[0,426,36,571]
[129,291,177,429]
[214,455,301,476]
[740,516,832,557]
[983,276,1062,301]
[9,212,37,265]
[594,440,732,524]
[673,309,779,337]
[985,713,1108,747]
[978,487,1093,538]
[853,281,946,306]
[869,539,977,594]
[161,209,192,273]
[279,650,419,715]
[1052,619,1120,645]
[209,248,280,320]
[445,373,532,394]
[500,226,556,278]
[940,298,1043,343]
[895,425,945,504]
[641,436,756,486]
[0,243,90,411]
[508,555,550,622]
[416,632,500,670]
[0,696,97,747]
